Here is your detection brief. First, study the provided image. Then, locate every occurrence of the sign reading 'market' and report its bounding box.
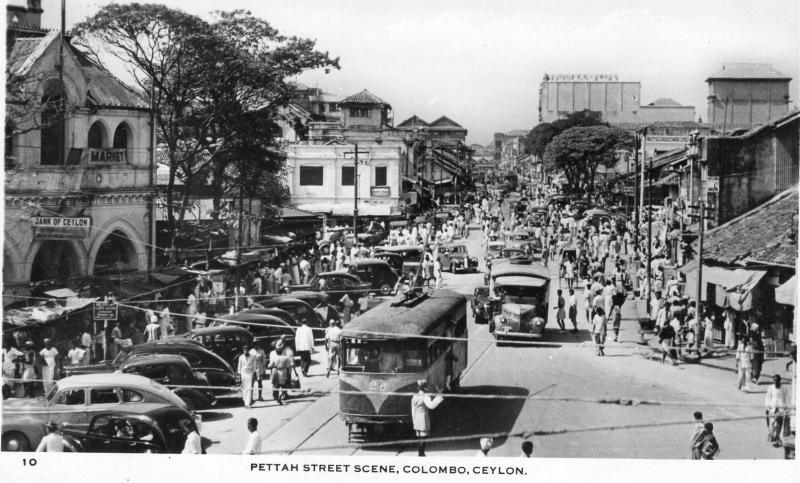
[32,217,91,240]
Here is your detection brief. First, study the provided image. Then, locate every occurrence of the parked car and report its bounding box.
[119,354,216,410]
[472,286,494,325]
[495,248,533,264]
[2,374,188,451]
[438,243,479,273]
[485,240,506,262]
[64,340,240,398]
[372,251,404,274]
[356,224,386,246]
[253,297,331,329]
[373,246,424,275]
[61,408,199,454]
[212,313,297,352]
[347,259,399,295]
[175,325,254,369]
[286,272,372,309]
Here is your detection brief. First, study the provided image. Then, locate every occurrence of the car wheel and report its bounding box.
[379,283,392,295]
[2,431,30,452]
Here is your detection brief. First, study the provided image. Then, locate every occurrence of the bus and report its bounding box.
[488,259,551,341]
[339,289,467,440]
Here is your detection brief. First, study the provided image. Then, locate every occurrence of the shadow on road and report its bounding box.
[198,411,234,422]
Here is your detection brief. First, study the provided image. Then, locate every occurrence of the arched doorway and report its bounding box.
[30,241,81,283]
[93,230,138,275]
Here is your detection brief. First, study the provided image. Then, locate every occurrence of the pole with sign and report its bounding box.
[93,294,118,360]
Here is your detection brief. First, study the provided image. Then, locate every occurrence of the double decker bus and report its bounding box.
[339,289,467,440]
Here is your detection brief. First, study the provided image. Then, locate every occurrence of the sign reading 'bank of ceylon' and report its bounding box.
[32,217,91,240]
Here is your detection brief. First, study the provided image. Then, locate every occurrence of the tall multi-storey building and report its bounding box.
[706,63,792,132]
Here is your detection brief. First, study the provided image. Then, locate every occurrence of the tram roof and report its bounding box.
[490,260,550,279]
[342,289,466,340]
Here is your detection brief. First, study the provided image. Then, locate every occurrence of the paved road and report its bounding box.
[201,209,790,459]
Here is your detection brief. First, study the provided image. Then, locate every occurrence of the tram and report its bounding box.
[488,259,551,340]
[339,289,467,440]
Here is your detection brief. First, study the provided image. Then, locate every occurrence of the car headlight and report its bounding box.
[534,317,545,326]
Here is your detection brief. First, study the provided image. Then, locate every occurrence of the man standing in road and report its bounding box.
[143,315,160,342]
[568,288,578,333]
[325,320,342,378]
[38,338,59,394]
[735,337,753,392]
[237,344,255,409]
[555,289,566,334]
[242,418,261,455]
[658,321,678,365]
[340,294,354,325]
[689,411,705,459]
[251,342,267,403]
[36,421,64,452]
[295,319,315,377]
[765,374,791,447]
[66,340,86,367]
[411,380,444,457]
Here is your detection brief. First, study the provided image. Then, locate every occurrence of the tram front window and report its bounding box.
[496,285,540,305]
[343,339,426,373]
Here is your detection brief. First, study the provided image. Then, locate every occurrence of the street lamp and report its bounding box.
[686,130,705,347]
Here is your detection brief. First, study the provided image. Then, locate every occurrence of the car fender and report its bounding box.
[172,387,215,409]
[2,415,47,450]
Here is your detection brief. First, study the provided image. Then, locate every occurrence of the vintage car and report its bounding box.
[64,340,240,398]
[355,224,386,246]
[176,325,254,368]
[471,286,494,325]
[438,243,479,273]
[489,261,551,341]
[373,246,424,276]
[119,354,216,410]
[61,408,199,454]
[252,297,331,329]
[2,374,188,451]
[347,259,399,295]
[506,232,533,251]
[495,248,533,265]
[491,303,546,340]
[485,240,506,262]
[286,272,372,309]
[212,313,296,352]
[372,251,404,274]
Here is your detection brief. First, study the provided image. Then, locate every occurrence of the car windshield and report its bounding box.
[488,245,503,253]
[450,246,466,253]
[510,235,529,241]
[495,285,544,305]
[342,339,426,373]
[45,383,60,403]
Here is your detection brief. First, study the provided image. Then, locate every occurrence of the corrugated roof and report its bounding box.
[340,89,389,106]
[707,63,791,81]
[700,188,798,267]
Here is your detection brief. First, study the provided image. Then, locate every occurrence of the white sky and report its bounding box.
[42,0,800,145]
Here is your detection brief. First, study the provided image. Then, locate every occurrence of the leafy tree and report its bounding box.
[543,126,633,197]
[73,5,338,262]
[525,110,606,158]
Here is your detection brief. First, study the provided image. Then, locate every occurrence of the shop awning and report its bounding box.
[726,269,767,311]
[775,276,797,306]
[682,265,766,311]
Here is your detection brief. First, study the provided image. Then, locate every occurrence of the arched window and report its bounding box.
[114,122,130,160]
[40,81,66,165]
[88,121,106,148]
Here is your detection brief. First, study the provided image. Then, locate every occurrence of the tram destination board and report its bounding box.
[93,301,118,321]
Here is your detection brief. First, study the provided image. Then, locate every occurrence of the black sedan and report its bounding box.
[286,272,372,309]
[61,408,199,454]
[119,354,216,411]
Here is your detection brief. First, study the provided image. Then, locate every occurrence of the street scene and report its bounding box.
[2,0,798,466]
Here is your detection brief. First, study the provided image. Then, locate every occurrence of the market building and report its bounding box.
[4,25,154,298]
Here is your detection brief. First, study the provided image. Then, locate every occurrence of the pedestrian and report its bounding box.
[181,419,202,454]
[723,313,735,349]
[80,325,93,364]
[2,340,23,398]
[568,288,578,333]
[520,440,533,458]
[735,337,752,391]
[765,374,791,447]
[66,340,85,366]
[658,321,678,365]
[35,421,64,452]
[251,342,266,403]
[340,293,354,324]
[610,304,621,342]
[749,327,765,383]
[159,303,174,340]
[564,258,575,290]
[699,422,719,460]
[295,318,315,377]
[689,411,705,459]
[237,344,255,408]
[325,320,342,378]
[476,437,493,457]
[411,380,444,457]
[143,314,160,342]
[702,313,714,350]
[591,307,607,356]
[583,283,593,324]
[267,339,289,405]
[38,338,59,394]
[21,341,37,398]
[186,291,198,333]
[555,289,566,333]
[242,418,261,455]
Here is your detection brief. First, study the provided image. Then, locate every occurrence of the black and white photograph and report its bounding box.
[1,0,798,480]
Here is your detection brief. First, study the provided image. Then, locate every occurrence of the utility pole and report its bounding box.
[633,133,640,249]
[343,142,370,238]
[149,82,156,272]
[694,199,705,337]
[234,176,244,312]
[645,131,653,307]
[639,128,647,217]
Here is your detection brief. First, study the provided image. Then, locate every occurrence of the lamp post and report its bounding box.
[686,130,704,339]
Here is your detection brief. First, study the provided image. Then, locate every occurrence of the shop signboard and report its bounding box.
[370,186,391,198]
[93,301,118,321]
[32,217,91,240]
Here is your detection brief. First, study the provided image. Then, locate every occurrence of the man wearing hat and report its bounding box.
[36,421,64,452]
[476,437,493,457]
[411,379,443,456]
